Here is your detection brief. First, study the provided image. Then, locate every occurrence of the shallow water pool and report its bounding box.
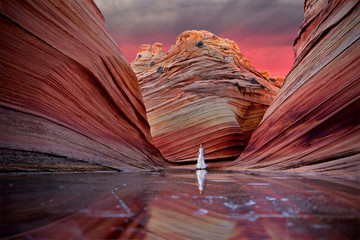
[1,170,359,239]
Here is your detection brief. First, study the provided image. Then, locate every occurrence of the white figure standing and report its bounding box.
[196,144,207,169]
[196,169,207,194]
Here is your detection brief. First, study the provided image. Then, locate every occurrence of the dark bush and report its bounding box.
[234,82,246,95]
[250,78,259,84]
[196,41,204,48]
[157,66,163,74]
[150,61,155,66]
[137,54,141,58]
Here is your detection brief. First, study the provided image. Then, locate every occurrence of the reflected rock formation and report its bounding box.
[196,170,207,194]
[131,30,284,164]
[0,0,165,171]
[2,171,359,239]
[143,172,359,240]
[230,0,360,175]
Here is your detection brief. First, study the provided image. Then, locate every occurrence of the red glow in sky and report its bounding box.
[95,0,304,77]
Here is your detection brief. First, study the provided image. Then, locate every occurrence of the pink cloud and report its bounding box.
[113,34,174,64]
[116,32,295,77]
[96,0,303,77]
[238,40,295,77]
[219,31,296,77]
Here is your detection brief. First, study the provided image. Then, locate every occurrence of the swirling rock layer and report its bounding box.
[231,0,360,175]
[132,30,283,163]
[0,0,165,171]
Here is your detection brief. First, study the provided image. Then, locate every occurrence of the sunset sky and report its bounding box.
[94,0,304,77]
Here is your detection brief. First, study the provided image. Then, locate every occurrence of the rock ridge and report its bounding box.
[0,0,166,171]
[230,0,359,175]
[132,30,283,163]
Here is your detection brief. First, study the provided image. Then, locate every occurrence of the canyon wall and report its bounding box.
[230,0,360,175]
[132,30,283,163]
[0,0,165,171]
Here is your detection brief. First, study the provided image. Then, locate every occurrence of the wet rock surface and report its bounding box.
[1,171,359,239]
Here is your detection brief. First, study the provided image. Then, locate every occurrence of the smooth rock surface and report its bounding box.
[132,30,283,163]
[1,171,359,239]
[230,0,360,175]
[0,0,166,171]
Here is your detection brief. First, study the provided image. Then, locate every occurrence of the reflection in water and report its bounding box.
[196,170,207,194]
[1,171,359,239]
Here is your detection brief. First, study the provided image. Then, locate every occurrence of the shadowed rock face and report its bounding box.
[0,0,166,171]
[131,30,283,163]
[230,0,360,175]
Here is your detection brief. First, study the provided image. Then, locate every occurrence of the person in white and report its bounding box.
[196,169,207,194]
[196,144,207,169]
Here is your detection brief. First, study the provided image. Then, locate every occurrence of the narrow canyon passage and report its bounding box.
[1,0,359,239]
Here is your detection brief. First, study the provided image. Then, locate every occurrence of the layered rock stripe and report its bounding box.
[0,0,166,171]
[132,30,283,163]
[230,0,360,175]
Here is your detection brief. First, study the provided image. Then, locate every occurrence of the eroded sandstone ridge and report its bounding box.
[0,0,165,171]
[132,30,283,163]
[230,0,360,174]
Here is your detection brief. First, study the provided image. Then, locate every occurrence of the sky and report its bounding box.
[94,0,304,77]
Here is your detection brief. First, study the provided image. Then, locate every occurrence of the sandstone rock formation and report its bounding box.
[131,30,283,163]
[0,0,166,171]
[230,0,360,175]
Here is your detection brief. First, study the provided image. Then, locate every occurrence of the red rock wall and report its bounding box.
[132,30,283,163]
[0,0,165,171]
[230,0,360,175]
